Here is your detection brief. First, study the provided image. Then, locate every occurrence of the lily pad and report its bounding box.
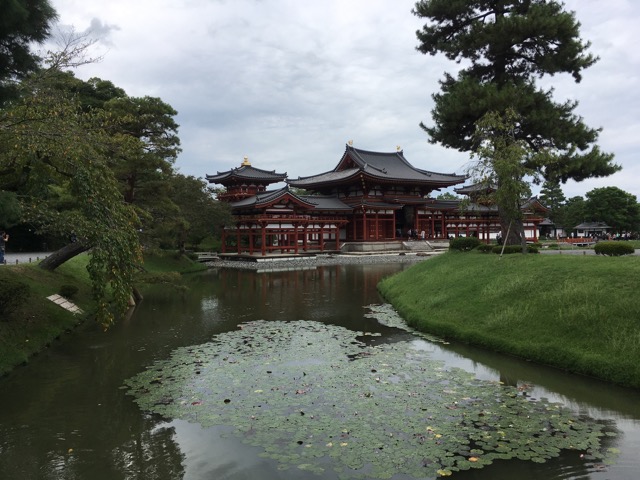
[124,317,617,478]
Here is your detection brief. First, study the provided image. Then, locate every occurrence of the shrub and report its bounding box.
[491,245,539,254]
[449,237,481,251]
[59,284,79,298]
[594,241,635,256]
[0,277,30,316]
[476,244,494,253]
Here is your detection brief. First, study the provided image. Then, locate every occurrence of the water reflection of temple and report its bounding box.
[207,144,547,255]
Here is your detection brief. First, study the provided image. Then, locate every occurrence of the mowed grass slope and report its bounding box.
[378,252,640,388]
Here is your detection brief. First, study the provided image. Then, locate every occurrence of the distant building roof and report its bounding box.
[206,157,286,184]
[288,144,466,188]
[455,182,497,195]
[574,221,611,230]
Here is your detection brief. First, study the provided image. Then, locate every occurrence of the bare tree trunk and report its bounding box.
[39,242,90,271]
[498,205,527,252]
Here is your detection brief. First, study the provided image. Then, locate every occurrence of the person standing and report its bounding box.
[0,230,8,264]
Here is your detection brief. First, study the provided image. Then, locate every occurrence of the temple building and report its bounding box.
[207,144,547,255]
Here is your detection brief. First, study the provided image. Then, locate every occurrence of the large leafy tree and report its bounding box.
[414,0,620,242]
[41,72,183,247]
[0,69,142,328]
[585,187,640,235]
[0,0,57,104]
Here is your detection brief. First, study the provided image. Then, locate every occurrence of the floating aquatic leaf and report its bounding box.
[124,318,618,479]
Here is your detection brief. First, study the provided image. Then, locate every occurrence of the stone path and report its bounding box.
[46,294,84,315]
[2,252,50,265]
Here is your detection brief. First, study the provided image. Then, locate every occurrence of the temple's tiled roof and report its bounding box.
[230,187,314,209]
[299,195,353,211]
[290,168,361,185]
[521,197,549,212]
[288,145,466,188]
[454,182,497,195]
[206,164,286,184]
[423,199,461,210]
[230,188,353,212]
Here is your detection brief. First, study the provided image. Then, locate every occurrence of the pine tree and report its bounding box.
[539,178,566,225]
[413,1,620,243]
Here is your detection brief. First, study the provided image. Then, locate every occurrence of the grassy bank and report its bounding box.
[0,255,95,375]
[378,252,640,389]
[0,250,206,375]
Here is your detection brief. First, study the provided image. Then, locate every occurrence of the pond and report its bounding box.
[0,263,639,479]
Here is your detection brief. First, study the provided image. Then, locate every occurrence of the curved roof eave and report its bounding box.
[206,165,287,183]
[287,168,361,187]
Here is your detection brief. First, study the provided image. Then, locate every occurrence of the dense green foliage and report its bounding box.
[379,253,640,388]
[0,0,57,104]
[0,71,144,328]
[585,187,640,234]
[594,241,635,256]
[449,236,481,251]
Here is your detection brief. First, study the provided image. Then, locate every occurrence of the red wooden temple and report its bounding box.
[207,145,547,255]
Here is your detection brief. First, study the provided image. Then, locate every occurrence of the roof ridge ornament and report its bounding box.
[241,155,251,166]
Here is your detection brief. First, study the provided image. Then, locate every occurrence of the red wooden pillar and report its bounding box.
[362,209,367,241]
[236,226,241,254]
[375,211,379,240]
[303,224,308,251]
[249,224,254,254]
[261,223,266,256]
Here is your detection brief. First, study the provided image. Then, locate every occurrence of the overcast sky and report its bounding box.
[50,0,640,200]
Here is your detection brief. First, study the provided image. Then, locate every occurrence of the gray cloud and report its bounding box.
[51,0,640,199]
[85,18,120,45]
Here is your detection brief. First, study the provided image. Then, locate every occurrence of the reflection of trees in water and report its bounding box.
[111,421,185,480]
[0,376,185,480]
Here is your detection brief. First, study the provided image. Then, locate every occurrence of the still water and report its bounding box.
[0,263,639,479]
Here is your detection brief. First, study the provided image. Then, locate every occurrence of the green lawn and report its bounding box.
[378,251,640,388]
